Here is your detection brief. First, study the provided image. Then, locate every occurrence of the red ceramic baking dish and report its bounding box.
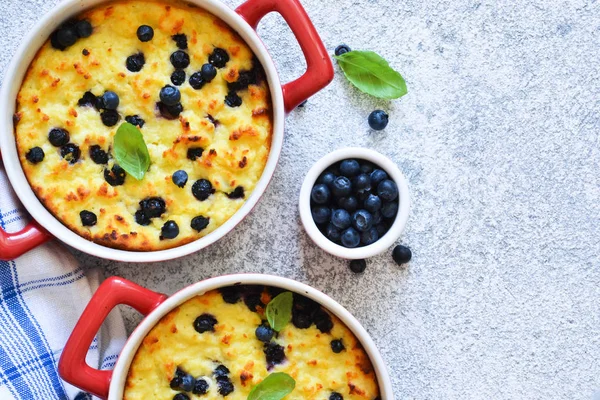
[0,0,333,262]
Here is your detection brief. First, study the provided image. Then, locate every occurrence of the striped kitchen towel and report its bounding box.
[0,167,127,399]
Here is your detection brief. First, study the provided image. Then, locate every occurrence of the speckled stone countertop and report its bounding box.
[1,0,599,398]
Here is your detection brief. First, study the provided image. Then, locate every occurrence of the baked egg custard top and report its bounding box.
[124,286,380,400]
[14,0,272,251]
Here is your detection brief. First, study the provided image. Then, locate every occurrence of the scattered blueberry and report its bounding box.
[140,197,166,218]
[170,69,186,86]
[79,210,96,226]
[126,52,145,72]
[264,342,285,367]
[353,173,371,192]
[179,374,195,392]
[173,393,190,400]
[360,227,379,245]
[377,179,399,201]
[318,171,336,187]
[192,179,214,201]
[224,91,242,107]
[329,392,344,400]
[60,143,81,164]
[334,44,351,56]
[100,110,120,127]
[364,194,382,213]
[158,101,183,120]
[392,244,412,265]
[228,70,256,91]
[75,20,93,38]
[161,220,179,239]
[381,201,398,219]
[78,91,97,107]
[311,206,331,224]
[217,378,234,396]
[311,183,331,204]
[101,91,119,110]
[330,339,345,353]
[331,176,352,197]
[325,223,341,242]
[134,210,150,226]
[352,209,373,232]
[191,215,210,232]
[172,33,188,49]
[89,145,108,164]
[215,364,230,377]
[172,170,188,187]
[209,48,229,68]
[136,25,154,42]
[160,85,181,106]
[48,128,70,146]
[339,159,360,178]
[337,196,358,213]
[189,72,205,90]
[187,147,204,161]
[349,259,367,273]
[372,210,383,225]
[82,48,89,56]
[313,309,333,333]
[25,147,44,164]
[292,310,312,329]
[56,27,77,48]
[341,227,360,248]
[370,169,388,186]
[255,324,275,343]
[368,110,389,131]
[227,186,245,199]
[170,50,190,69]
[331,209,352,230]
[192,378,209,395]
[220,286,242,304]
[194,313,217,333]
[360,162,374,174]
[200,63,217,82]
[104,164,126,186]
[125,115,145,128]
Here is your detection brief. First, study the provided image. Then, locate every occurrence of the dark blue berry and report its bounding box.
[189,72,205,90]
[292,311,312,329]
[172,33,188,49]
[335,44,351,56]
[179,373,195,392]
[370,169,388,186]
[313,309,333,333]
[158,102,183,119]
[352,173,371,192]
[225,91,242,107]
[209,48,229,68]
[255,324,275,343]
[173,393,190,400]
[318,171,336,187]
[78,91,97,107]
[368,110,389,130]
[360,162,375,174]
[25,147,44,164]
[311,206,331,224]
[331,176,352,197]
[126,52,145,72]
[191,215,210,232]
[329,392,344,400]
[220,286,241,304]
[172,170,188,188]
[341,227,360,248]
[136,25,154,42]
[311,184,331,204]
[364,194,382,213]
[160,85,181,106]
[264,342,285,367]
[193,378,209,395]
[171,69,186,86]
[125,115,145,128]
[217,378,234,396]
[377,179,399,201]
[352,209,373,232]
[214,365,230,377]
[381,201,398,219]
[200,63,217,82]
[135,210,150,226]
[376,222,389,237]
[360,227,379,245]
[79,210,96,226]
[392,244,412,265]
[100,110,120,126]
[170,50,190,69]
[356,188,372,203]
[187,147,204,161]
[75,20,93,38]
[56,27,77,48]
[194,313,217,333]
[101,91,119,110]
[337,196,358,213]
[330,339,345,353]
[140,197,166,218]
[192,179,214,201]
[48,128,70,146]
[331,209,351,230]
[82,48,89,56]
[227,186,245,199]
[104,164,125,186]
[339,159,360,178]
[372,210,383,225]
[349,259,366,273]
[160,221,177,240]
[60,143,80,164]
[325,223,341,242]
[89,145,108,164]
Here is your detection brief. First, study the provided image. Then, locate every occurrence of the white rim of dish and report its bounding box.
[0,0,284,262]
[107,274,393,399]
[299,148,410,259]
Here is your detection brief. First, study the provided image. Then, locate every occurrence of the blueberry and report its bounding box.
[200,63,217,82]
[101,91,119,110]
[331,209,352,230]
[172,170,188,187]
[48,128,70,147]
[377,179,399,201]
[311,183,331,204]
[376,222,389,237]
[364,194,382,213]
[292,311,312,329]
[329,392,344,400]
[311,206,331,224]
[160,85,181,106]
[192,179,214,201]
[352,210,373,232]
[339,159,360,178]
[325,223,341,243]
[104,164,126,186]
[139,197,165,218]
[334,44,351,56]
[372,210,383,225]
[360,227,379,245]
[78,91,97,107]
[330,339,345,353]
[56,27,77,48]
[60,143,81,164]
[360,162,374,174]
[125,115,145,128]
[189,72,205,90]
[337,196,358,213]
[317,171,336,187]
[136,25,154,42]
[219,286,241,304]
[228,70,256,92]
[352,173,371,192]
[392,244,412,265]
[134,210,150,226]
[370,169,388,186]
[75,20,93,38]
[214,365,230,377]
[187,147,204,161]
[381,201,398,219]
[217,378,234,396]
[356,188,372,203]
[191,215,210,232]
[264,342,285,366]
[179,373,195,392]
[170,69,186,86]
[209,48,229,68]
[194,313,217,333]
[126,52,145,72]
[224,91,242,107]
[170,50,190,69]
[331,176,352,197]
[157,102,183,119]
[89,145,108,164]
[193,378,209,395]
[341,227,360,248]
[227,186,245,199]
[244,289,264,312]
[313,309,333,333]
[100,110,120,127]
[255,324,275,343]
[172,33,188,49]
[25,147,44,164]
[82,49,89,56]
[161,221,179,240]
[368,110,389,130]
[349,259,366,273]
[173,393,190,400]
[79,210,96,226]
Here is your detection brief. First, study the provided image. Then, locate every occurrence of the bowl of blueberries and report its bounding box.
[299,147,410,259]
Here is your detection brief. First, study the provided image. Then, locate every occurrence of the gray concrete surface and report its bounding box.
[1,0,599,398]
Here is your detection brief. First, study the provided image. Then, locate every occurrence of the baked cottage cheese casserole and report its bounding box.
[124,285,380,400]
[14,0,272,251]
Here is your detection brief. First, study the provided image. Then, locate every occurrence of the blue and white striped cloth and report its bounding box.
[0,167,127,399]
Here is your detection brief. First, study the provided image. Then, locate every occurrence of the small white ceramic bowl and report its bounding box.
[299,148,410,259]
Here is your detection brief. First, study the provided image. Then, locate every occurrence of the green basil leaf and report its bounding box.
[334,50,407,99]
[113,122,150,180]
[266,292,293,332]
[247,372,295,400]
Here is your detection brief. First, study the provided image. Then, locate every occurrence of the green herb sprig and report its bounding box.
[266,292,293,332]
[113,122,150,180]
[247,372,295,400]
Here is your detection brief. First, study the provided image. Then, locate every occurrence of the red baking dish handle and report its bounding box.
[236,0,334,113]
[58,277,168,399]
[0,150,52,260]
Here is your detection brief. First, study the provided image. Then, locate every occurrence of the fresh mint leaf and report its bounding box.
[266,292,293,332]
[335,50,407,99]
[113,122,150,180]
[247,372,295,400]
